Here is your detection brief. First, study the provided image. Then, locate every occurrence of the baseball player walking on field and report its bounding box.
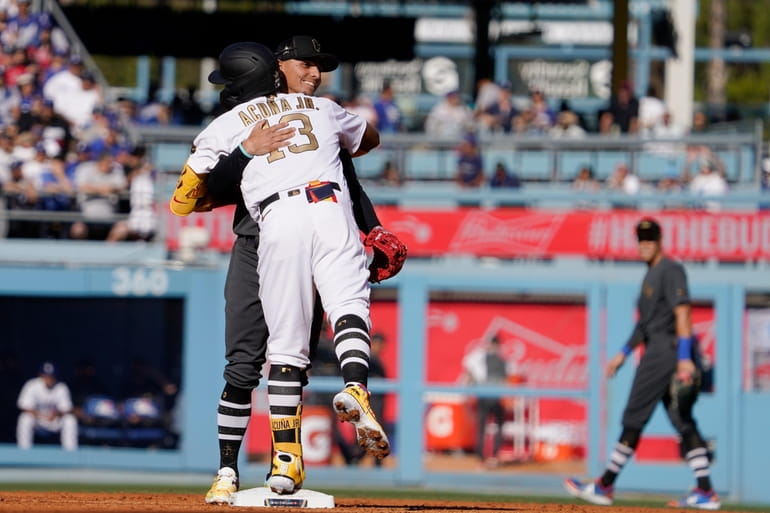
[564,218,720,510]
[171,38,403,500]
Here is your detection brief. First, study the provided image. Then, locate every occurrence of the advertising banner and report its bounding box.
[168,207,770,261]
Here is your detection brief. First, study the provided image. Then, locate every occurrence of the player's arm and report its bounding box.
[606,324,643,378]
[674,303,697,383]
[351,122,380,157]
[340,149,381,234]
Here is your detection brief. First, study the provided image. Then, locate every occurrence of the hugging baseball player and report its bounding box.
[170,39,405,501]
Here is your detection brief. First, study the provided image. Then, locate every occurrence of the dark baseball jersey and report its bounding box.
[621,256,694,431]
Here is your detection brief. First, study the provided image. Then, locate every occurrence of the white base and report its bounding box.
[230,487,335,508]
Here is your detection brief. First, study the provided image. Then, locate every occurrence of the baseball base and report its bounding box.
[230,487,335,508]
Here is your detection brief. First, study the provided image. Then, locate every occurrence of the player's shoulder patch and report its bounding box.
[190,144,196,154]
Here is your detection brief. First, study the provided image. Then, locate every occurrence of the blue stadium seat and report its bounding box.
[405,149,454,180]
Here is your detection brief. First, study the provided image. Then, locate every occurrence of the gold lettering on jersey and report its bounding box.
[266,99,281,116]
[239,110,257,126]
[271,418,301,430]
[239,96,319,128]
[257,103,272,118]
[643,284,654,297]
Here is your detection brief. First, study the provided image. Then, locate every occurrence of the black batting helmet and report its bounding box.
[208,42,280,104]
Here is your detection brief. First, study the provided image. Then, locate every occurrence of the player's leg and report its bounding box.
[265,364,305,494]
[16,412,35,449]
[60,413,78,450]
[308,193,390,460]
[207,235,267,504]
[565,354,669,505]
[664,378,720,509]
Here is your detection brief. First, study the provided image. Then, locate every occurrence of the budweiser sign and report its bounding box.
[165,206,770,261]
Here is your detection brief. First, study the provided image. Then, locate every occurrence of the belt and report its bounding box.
[259,182,341,211]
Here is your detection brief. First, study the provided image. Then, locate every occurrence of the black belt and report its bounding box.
[259,182,340,211]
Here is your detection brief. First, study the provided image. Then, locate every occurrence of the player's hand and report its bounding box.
[241,120,295,156]
[676,358,697,385]
[605,353,626,378]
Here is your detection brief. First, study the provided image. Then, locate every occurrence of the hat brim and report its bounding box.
[279,53,338,72]
[208,69,227,85]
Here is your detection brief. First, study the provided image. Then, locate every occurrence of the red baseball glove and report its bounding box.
[364,226,408,283]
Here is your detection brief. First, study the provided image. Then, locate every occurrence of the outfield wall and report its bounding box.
[0,243,767,505]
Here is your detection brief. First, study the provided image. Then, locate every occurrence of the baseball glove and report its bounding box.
[169,165,213,216]
[669,368,701,413]
[364,226,408,283]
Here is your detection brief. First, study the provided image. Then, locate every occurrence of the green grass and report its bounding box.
[0,483,767,511]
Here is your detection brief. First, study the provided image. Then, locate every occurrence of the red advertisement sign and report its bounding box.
[166,206,770,261]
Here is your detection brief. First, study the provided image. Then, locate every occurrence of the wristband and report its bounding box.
[677,336,693,360]
[621,345,632,357]
[238,143,254,159]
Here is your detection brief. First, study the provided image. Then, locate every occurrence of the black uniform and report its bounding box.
[621,256,701,434]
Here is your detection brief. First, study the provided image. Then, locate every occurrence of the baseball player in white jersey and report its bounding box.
[16,361,78,450]
[183,42,388,495]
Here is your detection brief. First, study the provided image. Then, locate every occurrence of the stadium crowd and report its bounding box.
[0,1,752,241]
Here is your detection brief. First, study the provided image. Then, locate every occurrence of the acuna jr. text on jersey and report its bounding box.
[237,95,317,127]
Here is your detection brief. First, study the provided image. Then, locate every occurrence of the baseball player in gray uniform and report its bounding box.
[565,218,720,510]
[178,42,396,502]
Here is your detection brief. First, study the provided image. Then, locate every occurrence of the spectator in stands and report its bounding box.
[12,71,42,131]
[1,159,38,238]
[605,81,639,134]
[36,98,74,160]
[136,82,170,125]
[424,89,475,139]
[0,130,16,175]
[11,130,36,162]
[16,360,78,450]
[454,133,484,188]
[690,110,709,134]
[373,81,402,134]
[606,162,641,195]
[108,146,158,242]
[70,150,128,241]
[3,46,33,87]
[527,89,555,132]
[344,93,378,127]
[0,73,21,127]
[42,54,102,133]
[474,77,501,115]
[476,81,517,134]
[597,110,619,136]
[35,146,75,239]
[689,153,728,212]
[170,84,206,126]
[40,48,68,84]
[6,0,44,50]
[377,159,404,187]
[549,110,586,139]
[638,85,667,136]
[571,165,601,192]
[489,161,520,189]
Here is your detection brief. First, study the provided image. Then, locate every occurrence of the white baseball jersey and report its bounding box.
[17,377,73,431]
[186,93,373,370]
